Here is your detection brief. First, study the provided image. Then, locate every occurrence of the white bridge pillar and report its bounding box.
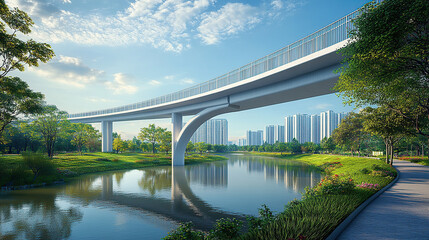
[101,121,113,152]
[172,113,184,166]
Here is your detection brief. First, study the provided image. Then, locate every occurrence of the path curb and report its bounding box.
[325,166,400,240]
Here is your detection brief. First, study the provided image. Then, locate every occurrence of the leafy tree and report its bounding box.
[0,1,54,77]
[213,144,228,153]
[362,106,413,165]
[0,1,55,137]
[288,139,302,154]
[33,105,68,158]
[332,113,367,156]
[194,142,208,155]
[186,141,194,154]
[112,135,126,153]
[320,137,335,154]
[335,0,429,140]
[138,124,166,153]
[276,142,287,155]
[157,130,172,154]
[0,76,44,139]
[140,142,150,152]
[70,123,99,154]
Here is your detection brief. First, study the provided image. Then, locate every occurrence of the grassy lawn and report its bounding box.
[0,152,226,187]
[397,156,429,166]
[237,153,397,240]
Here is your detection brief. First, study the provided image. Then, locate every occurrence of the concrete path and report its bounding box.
[338,160,429,240]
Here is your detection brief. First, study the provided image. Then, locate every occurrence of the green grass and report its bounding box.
[237,153,397,240]
[398,156,429,166]
[0,152,226,187]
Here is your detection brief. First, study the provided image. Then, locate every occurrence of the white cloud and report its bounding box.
[105,73,138,95]
[181,78,195,84]
[63,0,71,3]
[86,97,113,103]
[29,55,104,88]
[197,3,260,45]
[149,80,162,86]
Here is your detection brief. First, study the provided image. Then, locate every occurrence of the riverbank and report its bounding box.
[239,153,397,240]
[0,152,226,189]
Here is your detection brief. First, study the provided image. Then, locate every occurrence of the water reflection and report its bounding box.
[0,189,83,240]
[0,153,322,239]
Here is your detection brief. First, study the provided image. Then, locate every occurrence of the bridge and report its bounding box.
[68,9,359,166]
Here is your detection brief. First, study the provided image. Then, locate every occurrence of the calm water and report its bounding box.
[0,153,322,240]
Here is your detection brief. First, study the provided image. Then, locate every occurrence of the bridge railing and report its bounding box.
[69,9,360,119]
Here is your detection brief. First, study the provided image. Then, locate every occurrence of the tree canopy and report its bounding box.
[335,0,429,138]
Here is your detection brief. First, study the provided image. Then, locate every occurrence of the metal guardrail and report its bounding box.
[69,9,359,119]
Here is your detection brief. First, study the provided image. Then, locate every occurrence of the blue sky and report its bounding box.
[7,0,369,140]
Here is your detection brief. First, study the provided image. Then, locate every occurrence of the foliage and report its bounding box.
[194,142,208,155]
[33,105,68,158]
[0,76,44,139]
[186,141,194,153]
[70,123,99,154]
[112,135,126,153]
[335,0,429,138]
[207,218,242,240]
[332,113,367,156]
[304,174,355,197]
[247,205,275,232]
[320,137,335,153]
[138,124,167,153]
[356,182,380,191]
[157,130,172,154]
[22,152,56,181]
[163,222,204,240]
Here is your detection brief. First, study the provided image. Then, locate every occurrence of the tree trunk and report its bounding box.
[385,144,389,164]
[390,144,394,166]
[152,142,155,154]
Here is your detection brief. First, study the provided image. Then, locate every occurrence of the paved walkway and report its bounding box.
[338,160,429,240]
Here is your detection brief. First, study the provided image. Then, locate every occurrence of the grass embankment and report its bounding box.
[237,153,397,240]
[398,156,429,166]
[0,152,226,187]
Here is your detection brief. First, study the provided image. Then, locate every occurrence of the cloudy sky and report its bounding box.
[7,0,369,140]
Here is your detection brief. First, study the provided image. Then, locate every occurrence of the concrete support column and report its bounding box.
[172,113,183,166]
[101,121,113,152]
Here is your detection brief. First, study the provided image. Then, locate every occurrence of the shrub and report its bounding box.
[9,165,33,186]
[359,168,371,174]
[247,205,275,231]
[319,162,343,175]
[305,174,354,197]
[22,152,56,181]
[163,222,204,240]
[208,218,243,240]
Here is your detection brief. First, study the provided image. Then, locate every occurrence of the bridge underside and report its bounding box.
[69,40,345,166]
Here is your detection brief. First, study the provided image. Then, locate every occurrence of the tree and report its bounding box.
[112,135,126,153]
[138,124,166,153]
[70,123,98,154]
[276,142,287,155]
[320,137,335,154]
[335,0,429,140]
[33,105,68,158]
[288,139,302,154]
[332,113,366,156]
[0,77,44,139]
[195,142,208,155]
[0,1,55,77]
[362,106,413,165]
[157,131,172,154]
[0,1,55,137]
[186,141,194,154]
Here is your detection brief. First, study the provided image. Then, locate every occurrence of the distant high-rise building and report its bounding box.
[285,116,294,142]
[293,114,311,143]
[265,125,275,144]
[275,125,285,143]
[320,110,337,140]
[310,114,320,144]
[190,119,228,145]
[247,130,263,146]
[238,138,247,146]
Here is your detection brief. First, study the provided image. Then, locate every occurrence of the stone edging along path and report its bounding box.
[325,166,400,240]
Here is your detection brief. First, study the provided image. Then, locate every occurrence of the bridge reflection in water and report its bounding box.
[0,155,322,238]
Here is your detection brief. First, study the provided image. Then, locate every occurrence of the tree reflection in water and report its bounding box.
[0,189,82,240]
[138,168,172,195]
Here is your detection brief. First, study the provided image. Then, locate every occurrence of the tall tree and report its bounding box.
[362,106,413,165]
[0,1,54,137]
[332,113,367,156]
[335,0,429,139]
[33,105,68,158]
[70,123,99,154]
[138,124,166,153]
[112,135,126,153]
[157,130,172,154]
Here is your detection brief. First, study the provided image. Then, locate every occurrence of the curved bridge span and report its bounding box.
[69,9,359,165]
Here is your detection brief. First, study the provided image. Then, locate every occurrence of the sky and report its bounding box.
[6,0,369,141]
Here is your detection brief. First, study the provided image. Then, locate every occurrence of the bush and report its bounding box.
[247,205,275,231]
[22,152,56,181]
[207,218,242,240]
[305,174,355,197]
[163,222,204,240]
[9,165,33,186]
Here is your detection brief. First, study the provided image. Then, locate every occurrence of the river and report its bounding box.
[0,153,322,240]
